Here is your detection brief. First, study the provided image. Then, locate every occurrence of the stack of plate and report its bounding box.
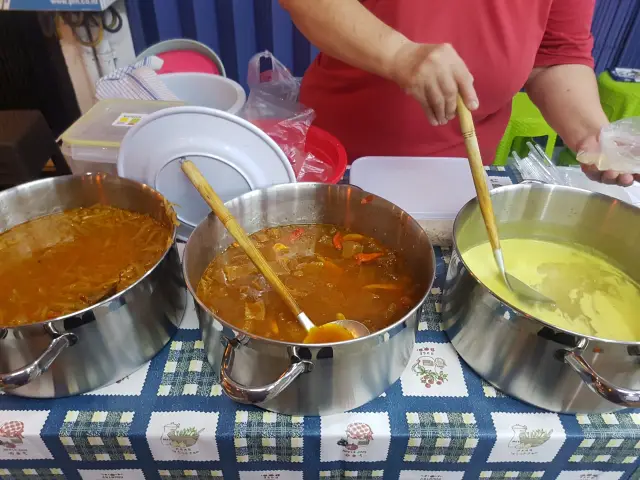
[117,107,295,241]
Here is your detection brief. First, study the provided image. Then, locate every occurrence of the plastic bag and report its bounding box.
[247,51,300,102]
[510,141,574,187]
[242,51,334,182]
[577,117,640,174]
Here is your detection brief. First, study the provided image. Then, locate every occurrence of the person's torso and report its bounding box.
[300,0,554,163]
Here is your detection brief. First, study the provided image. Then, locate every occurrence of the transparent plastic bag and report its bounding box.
[510,141,574,187]
[242,51,333,182]
[577,117,640,174]
[247,51,300,102]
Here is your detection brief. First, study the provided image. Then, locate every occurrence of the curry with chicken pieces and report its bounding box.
[196,224,423,343]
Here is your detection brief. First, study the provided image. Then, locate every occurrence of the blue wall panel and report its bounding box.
[618,2,640,68]
[590,0,640,73]
[126,0,640,89]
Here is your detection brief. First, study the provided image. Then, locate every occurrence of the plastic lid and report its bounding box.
[60,99,184,149]
[117,106,295,242]
[350,156,490,220]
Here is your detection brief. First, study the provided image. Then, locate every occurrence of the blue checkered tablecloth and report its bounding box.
[0,167,638,480]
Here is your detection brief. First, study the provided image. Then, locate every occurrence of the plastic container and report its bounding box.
[160,73,246,114]
[303,126,348,183]
[60,99,183,175]
[558,166,640,206]
[249,120,347,184]
[136,38,226,77]
[350,156,491,245]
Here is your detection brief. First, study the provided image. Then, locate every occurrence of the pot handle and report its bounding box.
[564,350,640,407]
[0,332,76,390]
[220,340,312,404]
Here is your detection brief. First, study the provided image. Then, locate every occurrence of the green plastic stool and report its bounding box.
[494,92,557,165]
[556,146,579,166]
[598,71,640,121]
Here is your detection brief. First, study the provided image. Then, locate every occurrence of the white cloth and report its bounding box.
[95,56,179,101]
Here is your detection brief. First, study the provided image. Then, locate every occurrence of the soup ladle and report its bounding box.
[456,97,555,305]
[181,159,370,342]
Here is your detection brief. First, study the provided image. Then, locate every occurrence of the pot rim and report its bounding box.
[183,182,436,348]
[0,173,178,331]
[452,181,640,346]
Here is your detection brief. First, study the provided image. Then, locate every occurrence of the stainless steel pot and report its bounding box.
[0,174,187,397]
[183,183,435,415]
[443,182,640,413]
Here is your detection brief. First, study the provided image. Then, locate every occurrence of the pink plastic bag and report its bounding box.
[241,52,333,181]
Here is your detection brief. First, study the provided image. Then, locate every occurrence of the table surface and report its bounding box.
[0,167,638,480]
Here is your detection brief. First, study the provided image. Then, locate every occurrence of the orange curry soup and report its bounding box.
[196,224,424,343]
[0,205,172,327]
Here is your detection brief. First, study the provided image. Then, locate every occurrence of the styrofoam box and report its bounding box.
[349,157,639,246]
[558,166,640,207]
[349,156,490,245]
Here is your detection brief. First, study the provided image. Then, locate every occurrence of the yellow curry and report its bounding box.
[462,238,640,341]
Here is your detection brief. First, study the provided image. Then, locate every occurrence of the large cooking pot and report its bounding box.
[0,174,187,397]
[443,182,640,413]
[183,183,435,415]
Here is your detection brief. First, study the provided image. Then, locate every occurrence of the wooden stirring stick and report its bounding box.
[456,96,502,255]
[181,159,312,329]
[456,96,554,304]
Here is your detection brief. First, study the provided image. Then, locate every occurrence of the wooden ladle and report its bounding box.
[180,159,370,342]
[456,97,554,305]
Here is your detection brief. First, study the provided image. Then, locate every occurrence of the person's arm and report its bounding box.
[280,0,479,126]
[526,65,607,153]
[279,0,407,82]
[524,0,638,185]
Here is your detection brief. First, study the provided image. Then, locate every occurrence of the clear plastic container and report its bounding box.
[60,99,183,175]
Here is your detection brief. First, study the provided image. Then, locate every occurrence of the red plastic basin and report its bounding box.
[303,125,348,184]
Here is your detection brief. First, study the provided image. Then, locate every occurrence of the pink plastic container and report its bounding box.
[156,50,220,75]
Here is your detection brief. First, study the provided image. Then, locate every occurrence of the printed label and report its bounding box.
[112,113,146,127]
[488,412,566,463]
[401,342,468,397]
[489,175,513,189]
[239,472,303,480]
[320,412,390,462]
[85,363,150,396]
[147,411,219,461]
[0,411,53,460]
[78,469,146,480]
[556,471,624,480]
[399,471,465,480]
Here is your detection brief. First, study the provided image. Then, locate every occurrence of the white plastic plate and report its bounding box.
[117,106,295,241]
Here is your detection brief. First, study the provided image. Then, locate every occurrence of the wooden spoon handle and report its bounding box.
[181,160,303,317]
[457,96,502,252]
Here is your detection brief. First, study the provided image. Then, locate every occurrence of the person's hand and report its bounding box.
[577,136,639,187]
[392,42,479,127]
